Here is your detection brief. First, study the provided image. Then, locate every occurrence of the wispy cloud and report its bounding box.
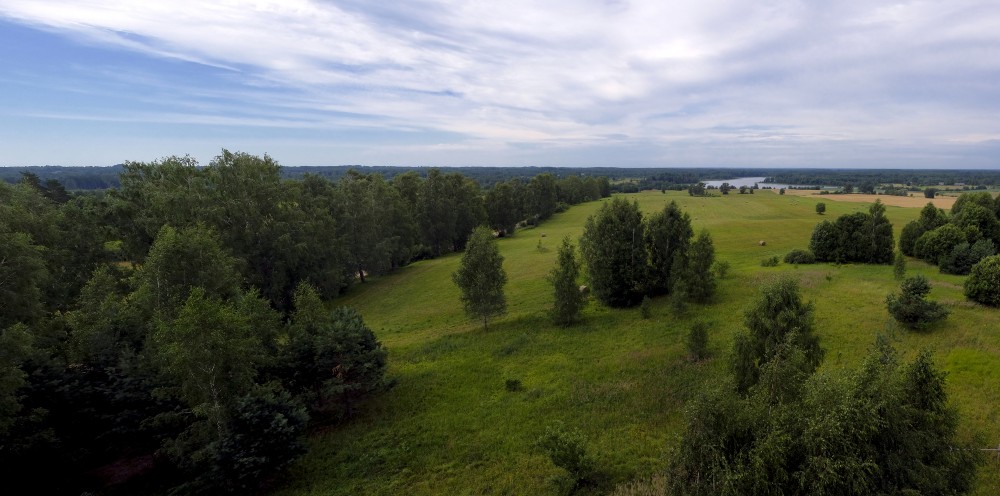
[0,0,998,166]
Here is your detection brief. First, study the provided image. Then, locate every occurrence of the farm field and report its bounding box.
[275,190,1000,495]
[782,188,959,209]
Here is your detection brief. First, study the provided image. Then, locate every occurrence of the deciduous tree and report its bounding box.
[453,226,508,329]
[549,237,585,326]
[580,198,646,307]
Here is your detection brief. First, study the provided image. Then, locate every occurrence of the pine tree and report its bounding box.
[453,226,508,329]
[893,250,906,280]
[550,237,585,326]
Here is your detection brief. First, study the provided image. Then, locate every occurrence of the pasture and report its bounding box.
[276,190,1000,495]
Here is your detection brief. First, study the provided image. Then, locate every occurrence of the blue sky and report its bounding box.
[1,1,998,168]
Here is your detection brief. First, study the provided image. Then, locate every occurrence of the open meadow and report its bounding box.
[276,190,1000,495]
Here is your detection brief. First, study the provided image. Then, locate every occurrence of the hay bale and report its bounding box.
[579,285,590,296]
[759,240,766,246]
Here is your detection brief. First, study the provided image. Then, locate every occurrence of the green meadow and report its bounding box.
[276,190,1000,495]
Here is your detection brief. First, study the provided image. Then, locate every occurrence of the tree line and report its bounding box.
[0,150,609,494]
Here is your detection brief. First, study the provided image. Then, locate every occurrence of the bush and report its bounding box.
[686,322,709,361]
[761,256,780,267]
[940,239,995,275]
[712,260,730,279]
[886,275,949,330]
[783,249,816,265]
[640,295,652,319]
[537,422,594,486]
[505,379,523,392]
[964,255,1000,306]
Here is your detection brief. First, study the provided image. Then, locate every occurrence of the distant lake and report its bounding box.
[702,176,818,189]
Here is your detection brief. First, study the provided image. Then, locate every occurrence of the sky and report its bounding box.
[0,1,998,168]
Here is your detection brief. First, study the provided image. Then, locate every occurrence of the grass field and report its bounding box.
[275,190,1000,495]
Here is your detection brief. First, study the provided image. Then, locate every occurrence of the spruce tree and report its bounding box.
[453,226,508,329]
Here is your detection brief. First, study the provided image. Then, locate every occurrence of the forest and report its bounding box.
[9,164,1000,193]
[0,150,610,493]
[2,153,998,495]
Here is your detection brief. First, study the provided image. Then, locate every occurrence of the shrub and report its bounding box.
[761,256,780,267]
[893,251,906,280]
[640,295,652,319]
[886,275,949,330]
[686,322,709,361]
[964,255,1000,306]
[712,260,730,279]
[940,239,995,275]
[537,422,594,486]
[505,379,523,392]
[783,249,816,265]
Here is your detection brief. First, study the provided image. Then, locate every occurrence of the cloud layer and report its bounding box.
[1,0,998,167]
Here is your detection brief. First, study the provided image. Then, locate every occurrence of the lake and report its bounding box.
[701,177,796,189]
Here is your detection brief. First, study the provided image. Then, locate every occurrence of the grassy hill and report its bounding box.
[275,190,1000,495]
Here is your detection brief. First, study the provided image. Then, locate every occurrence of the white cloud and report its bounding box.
[0,0,998,166]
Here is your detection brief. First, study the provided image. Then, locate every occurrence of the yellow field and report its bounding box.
[782,189,958,209]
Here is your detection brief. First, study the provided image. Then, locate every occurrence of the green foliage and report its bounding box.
[549,237,585,326]
[671,338,981,496]
[136,224,242,317]
[581,197,647,307]
[0,324,32,435]
[643,201,693,295]
[486,180,524,236]
[815,202,826,214]
[809,220,838,260]
[0,231,47,328]
[810,201,894,264]
[68,264,144,366]
[335,171,412,281]
[528,173,559,222]
[208,385,309,493]
[537,421,594,487]
[686,321,709,361]
[684,230,717,303]
[915,224,967,265]
[153,288,269,432]
[711,260,730,279]
[964,254,1000,306]
[893,250,907,280]
[783,248,816,264]
[886,275,949,330]
[282,287,387,416]
[640,295,652,319]
[760,255,779,267]
[453,226,508,329]
[940,238,996,275]
[732,278,822,394]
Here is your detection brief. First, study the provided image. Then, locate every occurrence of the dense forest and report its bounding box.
[8,164,1000,193]
[0,150,609,494]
